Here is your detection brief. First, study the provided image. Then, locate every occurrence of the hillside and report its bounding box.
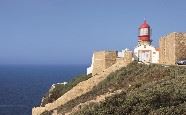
[40,74,92,106]
[33,61,127,115]
[77,71,186,115]
[38,62,186,115]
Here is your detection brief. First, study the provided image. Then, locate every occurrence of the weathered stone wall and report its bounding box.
[92,51,117,75]
[124,51,133,63]
[175,33,186,61]
[159,37,165,64]
[160,33,176,64]
[116,51,133,64]
[92,51,106,75]
[159,32,186,65]
[104,51,117,68]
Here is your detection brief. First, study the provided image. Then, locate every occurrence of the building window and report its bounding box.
[153,52,156,54]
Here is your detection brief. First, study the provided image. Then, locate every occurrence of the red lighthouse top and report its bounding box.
[138,20,151,41]
[139,20,150,28]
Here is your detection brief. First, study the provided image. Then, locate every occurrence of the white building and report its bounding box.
[87,54,94,75]
[134,43,159,63]
[117,48,130,58]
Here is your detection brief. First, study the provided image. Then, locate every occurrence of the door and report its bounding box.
[138,50,151,62]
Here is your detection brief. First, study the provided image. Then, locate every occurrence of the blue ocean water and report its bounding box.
[0,64,86,115]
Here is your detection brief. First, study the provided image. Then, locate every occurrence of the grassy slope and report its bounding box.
[75,62,186,115]
[42,62,186,115]
[77,75,186,115]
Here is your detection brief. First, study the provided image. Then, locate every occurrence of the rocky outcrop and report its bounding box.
[32,61,128,115]
[40,82,68,107]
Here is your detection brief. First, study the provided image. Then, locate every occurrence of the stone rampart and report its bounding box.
[159,32,186,65]
[92,51,117,75]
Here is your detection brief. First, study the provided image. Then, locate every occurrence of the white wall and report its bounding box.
[134,45,159,63]
[87,66,92,75]
[118,48,130,58]
[86,54,94,75]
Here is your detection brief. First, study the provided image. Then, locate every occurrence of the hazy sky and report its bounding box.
[0,0,185,65]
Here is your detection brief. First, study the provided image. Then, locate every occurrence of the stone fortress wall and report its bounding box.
[116,50,133,64]
[159,32,186,65]
[92,51,117,75]
[92,50,133,75]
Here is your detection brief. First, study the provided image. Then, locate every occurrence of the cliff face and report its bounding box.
[40,75,92,107]
[40,83,66,107]
[33,62,186,115]
[32,61,128,115]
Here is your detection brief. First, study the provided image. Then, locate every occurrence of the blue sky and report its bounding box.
[0,0,185,65]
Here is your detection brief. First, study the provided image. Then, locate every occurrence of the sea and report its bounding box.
[0,64,87,115]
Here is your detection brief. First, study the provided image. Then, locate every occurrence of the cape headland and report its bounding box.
[32,21,186,115]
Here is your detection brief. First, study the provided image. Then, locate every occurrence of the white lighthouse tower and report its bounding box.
[134,20,159,63]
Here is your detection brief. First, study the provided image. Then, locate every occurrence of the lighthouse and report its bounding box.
[138,20,152,46]
[134,20,159,63]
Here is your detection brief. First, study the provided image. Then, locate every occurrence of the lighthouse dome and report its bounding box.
[140,20,150,28]
[138,20,151,42]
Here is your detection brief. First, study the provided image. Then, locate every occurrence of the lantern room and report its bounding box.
[138,20,151,41]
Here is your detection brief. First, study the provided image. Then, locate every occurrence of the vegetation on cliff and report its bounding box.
[77,75,186,115]
[41,74,92,106]
[41,62,186,115]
